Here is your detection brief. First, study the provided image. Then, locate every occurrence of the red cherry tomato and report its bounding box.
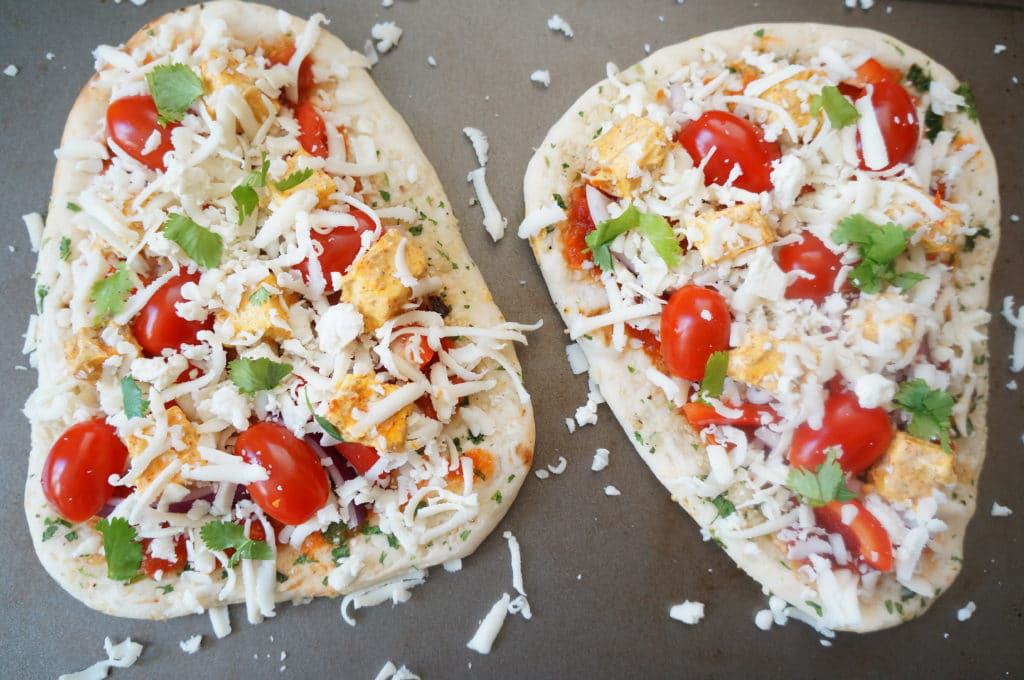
[682,401,778,428]
[141,535,188,578]
[856,58,901,87]
[294,210,376,291]
[676,111,781,193]
[560,185,597,270]
[814,499,894,572]
[264,42,315,102]
[789,390,894,475]
[295,101,328,158]
[106,95,177,171]
[660,285,731,381]
[41,419,129,523]
[857,80,919,171]
[335,442,380,477]
[236,422,330,525]
[132,272,212,357]
[777,232,844,303]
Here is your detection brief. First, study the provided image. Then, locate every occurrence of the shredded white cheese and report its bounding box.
[466,592,511,654]
[669,601,706,625]
[467,167,507,241]
[58,638,144,680]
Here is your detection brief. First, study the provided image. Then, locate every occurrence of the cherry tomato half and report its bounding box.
[676,111,781,193]
[789,390,894,475]
[682,401,779,428]
[560,185,597,270]
[857,80,919,171]
[41,419,129,523]
[294,210,376,291]
[263,40,315,103]
[132,272,212,357]
[295,101,328,158]
[777,231,844,303]
[660,285,731,382]
[335,442,380,477]
[815,499,894,572]
[141,535,188,578]
[106,95,177,171]
[855,58,901,87]
[236,422,330,526]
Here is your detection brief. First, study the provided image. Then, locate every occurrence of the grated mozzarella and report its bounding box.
[462,127,489,166]
[467,166,507,241]
[669,601,705,625]
[58,637,144,680]
[466,592,511,654]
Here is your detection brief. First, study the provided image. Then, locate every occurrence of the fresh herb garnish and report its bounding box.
[200,521,274,567]
[584,205,681,271]
[273,168,315,192]
[95,517,143,581]
[248,286,272,306]
[409,225,423,237]
[145,63,205,125]
[380,190,391,202]
[35,285,49,313]
[710,494,735,519]
[905,64,932,92]
[121,376,150,418]
[831,214,923,293]
[90,262,134,324]
[700,351,729,399]
[59,237,71,261]
[924,108,944,143]
[955,83,978,121]
[304,388,342,441]
[754,28,765,38]
[963,226,991,252]
[42,517,71,542]
[66,202,82,212]
[810,86,859,129]
[492,490,503,504]
[894,379,954,451]
[229,358,292,395]
[786,449,857,507]
[232,152,270,224]
[162,213,223,269]
[553,193,566,209]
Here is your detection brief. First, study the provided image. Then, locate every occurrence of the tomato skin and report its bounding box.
[682,401,778,428]
[777,232,844,303]
[106,95,177,171]
[857,80,919,171]
[132,272,212,357]
[856,58,901,87]
[335,443,380,477]
[294,210,376,290]
[660,285,731,381]
[263,41,315,102]
[815,499,894,572]
[789,390,894,475]
[676,111,781,193]
[41,419,129,523]
[560,185,597,270]
[141,535,188,578]
[295,101,328,158]
[236,422,330,526]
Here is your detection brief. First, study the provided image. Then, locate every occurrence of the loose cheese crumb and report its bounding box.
[3,64,18,77]
[209,606,232,639]
[427,56,437,67]
[1001,296,1024,372]
[58,637,144,680]
[669,601,705,625]
[546,14,574,38]
[374,661,421,680]
[994,44,1007,55]
[466,592,511,654]
[179,635,202,655]
[991,502,1013,517]
[547,456,567,474]
[604,485,621,496]
[565,343,589,374]
[467,167,506,241]
[591,447,610,472]
[371,22,403,54]
[956,601,976,622]
[530,69,551,87]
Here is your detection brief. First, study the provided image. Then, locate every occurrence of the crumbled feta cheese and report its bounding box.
[669,601,705,625]
[991,502,1013,517]
[179,635,202,655]
[3,64,18,77]
[994,44,1007,55]
[427,56,437,67]
[371,22,402,54]
[604,485,621,496]
[546,14,574,38]
[58,637,144,680]
[591,447,610,472]
[530,70,551,88]
[956,601,976,622]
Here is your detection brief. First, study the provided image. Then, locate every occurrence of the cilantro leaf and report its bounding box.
[711,494,735,519]
[553,193,566,210]
[304,388,343,441]
[905,64,932,92]
[831,214,922,293]
[35,285,49,313]
[754,28,765,38]
[963,226,991,252]
[786,449,857,507]
[90,263,134,324]
[810,86,859,129]
[66,201,82,212]
[924,108,944,142]
[273,168,315,192]
[894,379,954,451]
[200,520,274,567]
[585,205,681,271]
[229,357,292,395]
[145,63,205,125]
[955,83,978,121]
[248,287,272,306]
[700,351,729,399]
[162,213,223,269]
[95,517,143,581]
[120,376,150,419]
[232,153,270,225]
[59,237,71,261]
[380,190,391,202]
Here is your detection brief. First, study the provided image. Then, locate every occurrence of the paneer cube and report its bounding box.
[587,115,668,198]
[728,333,785,393]
[325,373,412,452]
[761,70,819,130]
[269,151,336,209]
[124,405,203,494]
[65,329,117,379]
[868,431,955,502]
[687,204,776,264]
[217,277,293,345]
[853,293,916,356]
[201,56,278,122]
[340,230,427,332]
[921,205,964,257]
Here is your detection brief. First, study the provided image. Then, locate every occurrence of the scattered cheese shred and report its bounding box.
[467,166,506,241]
[58,637,144,680]
[466,592,511,655]
[669,601,706,625]
[178,635,202,655]
[462,127,489,167]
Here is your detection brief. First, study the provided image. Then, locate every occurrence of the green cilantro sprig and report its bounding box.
[894,379,954,451]
[248,287,272,306]
[95,517,143,581]
[810,86,859,129]
[229,357,293,395]
[59,237,71,261]
[831,214,925,293]
[710,494,736,519]
[121,376,150,419]
[584,205,681,271]
[145,63,205,125]
[700,351,729,399]
[304,388,343,441]
[200,521,274,567]
[90,263,134,324]
[905,64,932,92]
[955,83,978,121]
[274,168,315,192]
[232,152,270,225]
[786,449,857,507]
[162,213,223,269]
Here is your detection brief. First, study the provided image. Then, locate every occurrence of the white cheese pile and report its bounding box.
[58,638,144,680]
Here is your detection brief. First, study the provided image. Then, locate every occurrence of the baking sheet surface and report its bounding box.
[0,1,1021,677]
